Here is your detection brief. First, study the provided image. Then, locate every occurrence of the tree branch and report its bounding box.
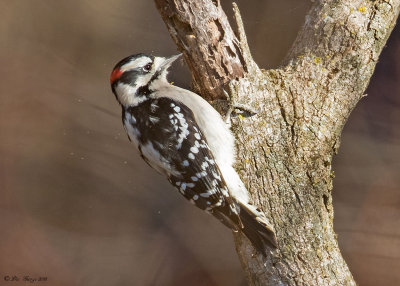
[154,0,400,285]
[282,0,400,147]
[154,0,246,99]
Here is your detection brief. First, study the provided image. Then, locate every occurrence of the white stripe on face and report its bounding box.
[121,56,152,72]
[115,83,148,106]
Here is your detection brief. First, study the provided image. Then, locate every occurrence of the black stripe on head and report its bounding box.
[118,70,144,86]
[112,53,154,71]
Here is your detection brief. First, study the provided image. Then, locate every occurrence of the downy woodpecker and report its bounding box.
[110,53,277,254]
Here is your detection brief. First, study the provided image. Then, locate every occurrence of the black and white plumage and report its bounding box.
[110,53,277,254]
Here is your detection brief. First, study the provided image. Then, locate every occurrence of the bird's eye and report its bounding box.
[143,63,152,72]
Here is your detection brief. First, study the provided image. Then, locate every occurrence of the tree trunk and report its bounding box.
[154,0,400,285]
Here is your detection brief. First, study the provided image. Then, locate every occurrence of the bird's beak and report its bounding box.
[158,54,182,72]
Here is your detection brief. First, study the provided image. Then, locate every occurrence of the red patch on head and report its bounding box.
[110,68,123,84]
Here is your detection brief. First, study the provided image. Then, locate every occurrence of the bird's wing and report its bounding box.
[125,96,242,230]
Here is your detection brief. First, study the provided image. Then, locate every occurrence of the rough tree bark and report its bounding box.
[154,0,400,285]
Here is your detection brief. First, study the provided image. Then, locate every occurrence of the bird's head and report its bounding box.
[110,53,181,107]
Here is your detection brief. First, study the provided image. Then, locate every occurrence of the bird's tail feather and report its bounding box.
[239,203,277,254]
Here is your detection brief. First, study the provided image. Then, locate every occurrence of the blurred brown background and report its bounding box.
[0,1,399,285]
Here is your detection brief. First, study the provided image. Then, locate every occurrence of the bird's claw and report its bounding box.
[223,89,259,125]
